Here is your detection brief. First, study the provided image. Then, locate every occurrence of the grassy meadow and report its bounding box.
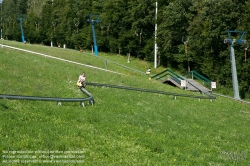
[0,41,250,165]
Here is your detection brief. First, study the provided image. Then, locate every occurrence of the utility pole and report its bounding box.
[135,29,143,44]
[224,30,247,100]
[140,29,142,44]
[182,37,189,72]
[35,22,39,31]
[74,19,79,33]
[50,1,54,47]
[100,23,110,35]
[154,0,158,68]
[0,0,2,39]
[244,44,248,62]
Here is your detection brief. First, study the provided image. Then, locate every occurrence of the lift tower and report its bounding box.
[87,14,100,56]
[17,14,26,43]
[224,30,247,100]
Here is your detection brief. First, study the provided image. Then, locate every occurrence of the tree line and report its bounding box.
[1,0,250,98]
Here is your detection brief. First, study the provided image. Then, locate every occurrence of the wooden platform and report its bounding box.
[163,77,211,94]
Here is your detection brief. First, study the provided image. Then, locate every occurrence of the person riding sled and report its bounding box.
[77,72,86,88]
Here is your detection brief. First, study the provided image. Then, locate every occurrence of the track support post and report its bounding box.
[80,102,85,107]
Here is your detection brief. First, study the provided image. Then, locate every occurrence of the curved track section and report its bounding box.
[86,82,216,100]
[0,87,94,107]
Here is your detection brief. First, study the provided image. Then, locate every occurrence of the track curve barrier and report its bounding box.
[86,82,216,100]
[0,87,94,107]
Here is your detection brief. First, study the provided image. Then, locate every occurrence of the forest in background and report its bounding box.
[1,0,250,98]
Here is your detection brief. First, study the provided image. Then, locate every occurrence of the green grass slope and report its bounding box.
[0,41,250,165]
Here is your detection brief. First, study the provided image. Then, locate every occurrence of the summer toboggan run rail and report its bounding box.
[86,82,216,101]
[0,87,95,107]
